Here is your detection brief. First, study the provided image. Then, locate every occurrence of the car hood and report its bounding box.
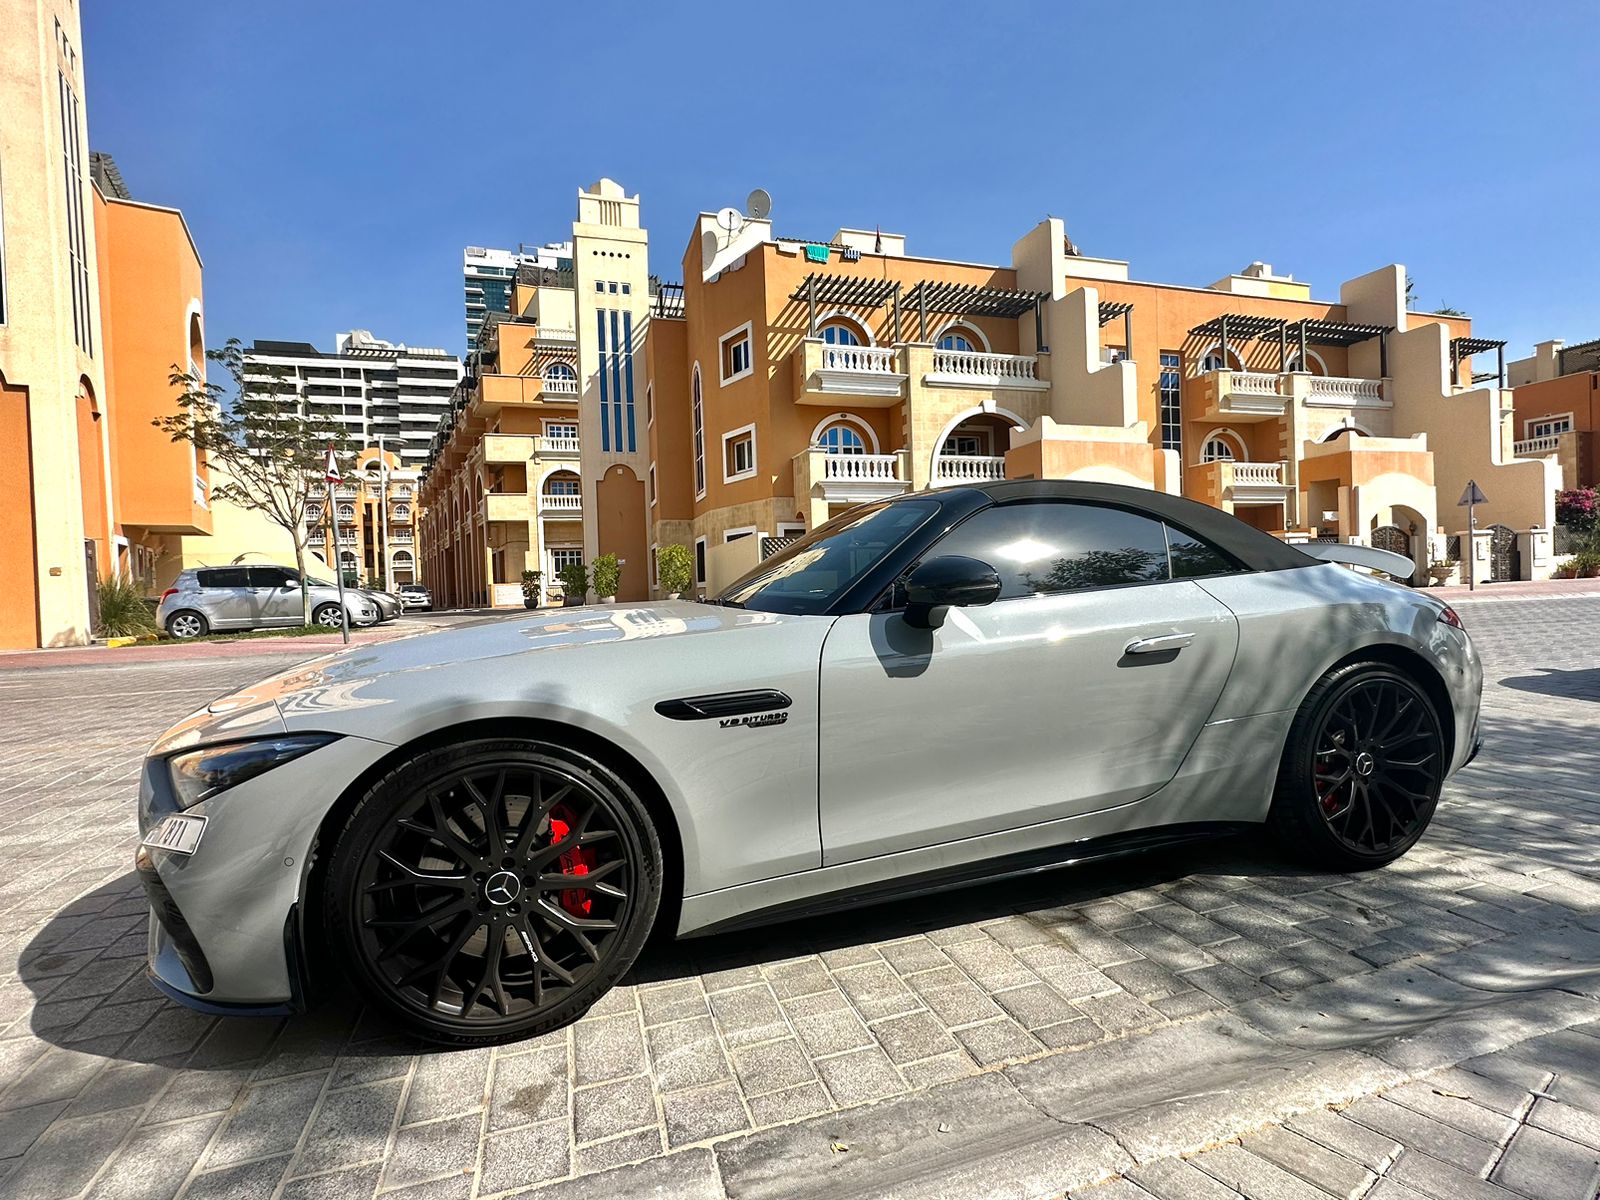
[156,601,816,749]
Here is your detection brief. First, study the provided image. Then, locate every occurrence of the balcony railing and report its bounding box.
[536,435,580,455]
[388,531,414,544]
[926,350,1045,389]
[821,345,898,374]
[1514,434,1562,456]
[1231,461,1285,486]
[1304,376,1387,406]
[1229,371,1282,396]
[543,377,579,396]
[821,453,900,482]
[933,455,1007,484]
[540,492,582,513]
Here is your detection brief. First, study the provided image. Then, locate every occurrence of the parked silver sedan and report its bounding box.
[156,566,378,638]
[137,482,1481,1045]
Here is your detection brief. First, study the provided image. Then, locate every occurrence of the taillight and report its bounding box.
[1438,605,1465,630]
[159,588,178,603]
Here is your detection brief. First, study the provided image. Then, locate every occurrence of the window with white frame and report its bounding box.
[820,320,864,347]
[724,527,756,542]
[694,537,707,586]
[1528,415,1573,439]
[723,424,756,482]
[1200,435,1239,463]
[720,323,753,383]
[649,462,657,507]
[817,423,867,454]
[692,366,705,498]
[550,547,582,573]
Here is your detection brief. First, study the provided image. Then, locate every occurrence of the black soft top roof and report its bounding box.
[926,479,1314,573]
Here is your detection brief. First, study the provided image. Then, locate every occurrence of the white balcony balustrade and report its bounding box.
[821,453,900,482]
[1514,434,1562,456]
[925,350,1046,390]
[933,455,1007,484]
[1304,376,1387,407]
[1230,461,1285,486]
[820,345,897,374]
[537,436,580,455]
[1229,371,1282,396]
[543,377,579,395]
[540,492,582,513]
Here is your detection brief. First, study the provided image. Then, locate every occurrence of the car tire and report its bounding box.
[322,738,663,1046]
[1267,661,1447,870]
[166,610,209,639]
[312,603,345,628]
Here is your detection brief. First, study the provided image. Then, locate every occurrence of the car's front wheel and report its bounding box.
[322,738,662,1045]
[1268,662,1447,869]
[312,603,345,628]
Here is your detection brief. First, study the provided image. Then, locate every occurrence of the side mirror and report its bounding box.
[902,555,1002,629]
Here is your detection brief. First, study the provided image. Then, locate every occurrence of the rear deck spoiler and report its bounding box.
[1299,542,1416,579]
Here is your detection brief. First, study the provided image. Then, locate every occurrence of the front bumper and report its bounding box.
[137,731,394,1010]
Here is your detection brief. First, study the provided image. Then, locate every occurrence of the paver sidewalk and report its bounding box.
[0,595,1594,1198]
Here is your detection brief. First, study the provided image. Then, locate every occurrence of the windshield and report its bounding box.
[714,501,938,615]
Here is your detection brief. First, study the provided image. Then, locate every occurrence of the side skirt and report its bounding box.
[682,822,1251,939]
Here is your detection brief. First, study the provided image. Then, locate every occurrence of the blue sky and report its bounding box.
[85,1,1600,363]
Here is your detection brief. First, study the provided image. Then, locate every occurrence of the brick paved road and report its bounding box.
[0,595,1596,1198]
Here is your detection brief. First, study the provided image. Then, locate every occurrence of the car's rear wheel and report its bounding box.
[323,738,662,1045]
[166,610,208,639]
[313,603,345,628]
[1268,662,1446,869]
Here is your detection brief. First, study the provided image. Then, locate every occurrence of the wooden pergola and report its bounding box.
[1187,314,1393,375]
[789,274,1051,349]
[1098,301,1134,357]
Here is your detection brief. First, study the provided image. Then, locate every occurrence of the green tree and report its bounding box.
[157,338,356,624]
[657,543,692,596]
[592,553,621,600]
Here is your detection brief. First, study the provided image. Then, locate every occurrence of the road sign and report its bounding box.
[1457,480,1486,592]
[324,445,341,483]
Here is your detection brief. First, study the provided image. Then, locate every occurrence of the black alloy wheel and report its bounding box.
[324,739,661,1044]
[1270,663,1446,869]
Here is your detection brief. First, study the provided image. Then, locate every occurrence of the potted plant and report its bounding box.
[557,560,589,607]
[520,568,542,609]
[592,553,620,604]
[657,544,692,600]
[1427,558,1458,587]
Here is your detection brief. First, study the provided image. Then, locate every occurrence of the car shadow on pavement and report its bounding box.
[1498,666,1600,702]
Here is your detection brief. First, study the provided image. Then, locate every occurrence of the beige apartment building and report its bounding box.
[1,0,212,649]
[307,446,422,588]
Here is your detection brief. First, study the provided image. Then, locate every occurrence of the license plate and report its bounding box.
[142,813,207,855]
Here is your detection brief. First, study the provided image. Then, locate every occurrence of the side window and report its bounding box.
[197,567,250,589]
[1165,524,1236,579]
[930,502,1171,598]
[249,567,295,588]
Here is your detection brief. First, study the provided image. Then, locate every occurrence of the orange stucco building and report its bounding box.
[1507,338,1600,490]
[421,182,1565,604]
[0,0,211,648]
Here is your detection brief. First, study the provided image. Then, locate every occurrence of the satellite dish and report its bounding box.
[746,188,773,221]
[717,206,743,232]
[701,229,719,267]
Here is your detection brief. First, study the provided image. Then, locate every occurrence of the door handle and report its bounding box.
[1124,633,1194,656]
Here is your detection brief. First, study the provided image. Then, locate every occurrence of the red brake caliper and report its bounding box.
[548,806,595,917]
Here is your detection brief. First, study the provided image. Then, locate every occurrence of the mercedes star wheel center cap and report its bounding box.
[1354,751,1376,777]
[484,871,522,906]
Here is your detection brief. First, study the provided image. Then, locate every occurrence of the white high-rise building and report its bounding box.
[463,242,572,353]
[242,332,463,466]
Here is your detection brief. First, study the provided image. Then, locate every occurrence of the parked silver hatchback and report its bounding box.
[156,566,378,638]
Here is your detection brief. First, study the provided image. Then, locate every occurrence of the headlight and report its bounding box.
[167,734,339,809]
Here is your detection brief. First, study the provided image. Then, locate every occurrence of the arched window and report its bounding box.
[820,319,865,346]
[543,472,581,497]
[393,550,414,566]
[938,332,975,352]
[339,551,358,569]
[1287,350,1328,376]
[1200,436,1239,463]
[818,424,867,454]
[337,503,356,522]
[393,503,411,521]
[545,362,578,392]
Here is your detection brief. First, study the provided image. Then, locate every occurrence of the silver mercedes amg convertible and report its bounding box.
[135,481,1481,1044]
